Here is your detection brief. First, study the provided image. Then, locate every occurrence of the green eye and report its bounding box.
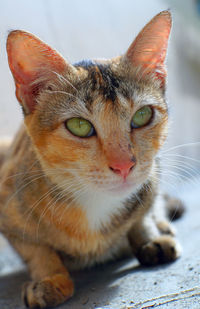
[131,106,153,129]
[65,117,95,137]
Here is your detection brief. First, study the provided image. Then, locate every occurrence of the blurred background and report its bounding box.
[0,0,200,189]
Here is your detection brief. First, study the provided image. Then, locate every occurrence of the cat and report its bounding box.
[0,10,183,308]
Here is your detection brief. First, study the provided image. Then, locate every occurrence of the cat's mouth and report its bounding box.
[103,169,151,196]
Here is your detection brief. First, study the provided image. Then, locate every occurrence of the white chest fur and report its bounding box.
[76,189,130,231]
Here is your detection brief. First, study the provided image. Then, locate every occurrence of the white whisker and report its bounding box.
[53,71,78,92]
[161,142,200,154]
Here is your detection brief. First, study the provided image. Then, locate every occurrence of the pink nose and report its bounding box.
[109,160,136,179]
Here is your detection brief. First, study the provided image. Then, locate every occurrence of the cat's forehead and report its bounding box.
[71,59,162,113]
[73,59,132,109]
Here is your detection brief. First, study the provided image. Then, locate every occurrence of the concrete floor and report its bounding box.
[0,182,200,309]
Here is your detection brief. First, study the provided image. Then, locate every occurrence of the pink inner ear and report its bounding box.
[126,11,172,85]
[7,30,67,113]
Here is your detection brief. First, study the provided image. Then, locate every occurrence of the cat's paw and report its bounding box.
[136,235,181,266]
[22,274,74,308]
[156,220,176,236]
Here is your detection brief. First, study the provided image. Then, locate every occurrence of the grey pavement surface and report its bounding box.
[0,182,200,309]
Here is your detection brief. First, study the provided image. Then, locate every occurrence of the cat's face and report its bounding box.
[25,61,168,198]
[7,11,171,199]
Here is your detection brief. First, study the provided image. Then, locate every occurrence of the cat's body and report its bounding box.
[0,11,182,308]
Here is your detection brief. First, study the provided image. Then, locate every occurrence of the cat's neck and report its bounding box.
[73,182,146,231]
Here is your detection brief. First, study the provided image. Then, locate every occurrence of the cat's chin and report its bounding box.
[104,180,142,198]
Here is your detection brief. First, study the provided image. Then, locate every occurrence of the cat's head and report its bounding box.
[7,11,171,199]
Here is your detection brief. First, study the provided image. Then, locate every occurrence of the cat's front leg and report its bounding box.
[128,195,182,266]
[8,239,74,308]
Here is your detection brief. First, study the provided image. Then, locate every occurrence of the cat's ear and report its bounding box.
[124,10,172,88]
[7,30,75,114]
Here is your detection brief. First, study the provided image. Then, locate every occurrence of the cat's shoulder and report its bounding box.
[0,137,12,167]
[0,125,32,169]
